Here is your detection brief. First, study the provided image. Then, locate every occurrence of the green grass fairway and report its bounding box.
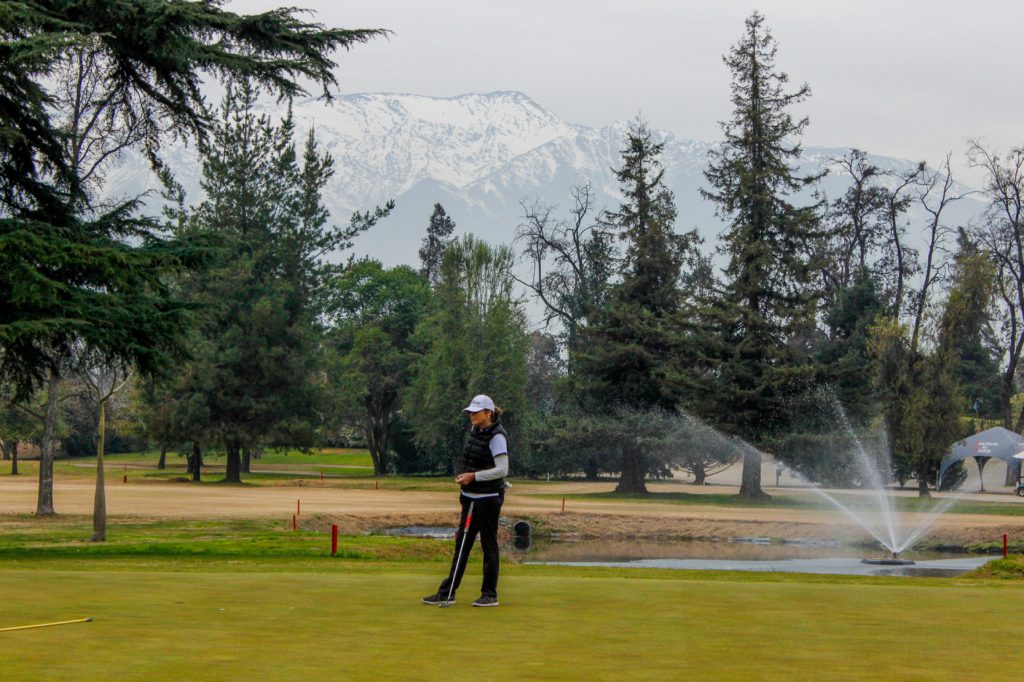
[1,566,1022,681]
[97,447,375,469]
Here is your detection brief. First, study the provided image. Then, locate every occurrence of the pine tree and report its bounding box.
[166,82,384,482]
[893,231,998,495]
[419,204,456,286]
[0,0,386,513]
[573,121,695,493]
[701,12,822,499]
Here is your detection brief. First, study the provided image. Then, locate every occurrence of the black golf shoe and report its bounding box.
[421,592,455,606]
[472,595,499,607]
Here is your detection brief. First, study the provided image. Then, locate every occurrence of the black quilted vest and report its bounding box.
[461,422,507,495]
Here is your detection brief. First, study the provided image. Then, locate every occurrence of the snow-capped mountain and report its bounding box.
[104,90,986,268]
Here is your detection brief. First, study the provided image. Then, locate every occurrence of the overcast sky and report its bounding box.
[227,0,1021,185]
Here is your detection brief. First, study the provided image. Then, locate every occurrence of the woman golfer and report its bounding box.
[422,394,508,607]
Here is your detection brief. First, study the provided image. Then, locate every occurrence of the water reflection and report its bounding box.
[384,527,990,576]
[514,537,970,563]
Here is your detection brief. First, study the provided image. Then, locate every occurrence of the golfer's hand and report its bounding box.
[455,472,476,485]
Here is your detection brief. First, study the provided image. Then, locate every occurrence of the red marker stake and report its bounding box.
[292,514,296,531]
[297,499,300,516]
[375,480,379,491]
[561,498,565,513]
[331,524,338,556]
[320,471,324,481]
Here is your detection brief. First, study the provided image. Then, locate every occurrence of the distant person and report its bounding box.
[422,394,508,607]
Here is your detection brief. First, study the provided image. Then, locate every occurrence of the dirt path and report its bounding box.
[2,474,1022,546]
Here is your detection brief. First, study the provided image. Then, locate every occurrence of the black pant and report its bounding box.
[437,494,502,599]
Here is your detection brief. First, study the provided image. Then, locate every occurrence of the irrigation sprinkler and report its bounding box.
[0,618,92,633]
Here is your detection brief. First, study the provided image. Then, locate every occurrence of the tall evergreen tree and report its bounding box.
[419,204,456,286]
[943,230,1001,420]
[701,12,822,499]
[165,82,386,482]
[572,121,695,493]
[814,273,888,423]
[1,1,386,512]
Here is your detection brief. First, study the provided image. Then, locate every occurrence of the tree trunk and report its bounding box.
[614,448,648,494]
[693,460,706,486]
[225,441,241,483]
[998,368,1021,485]
[242,447,251,474]
[917,474,931,498]
[191,443,202,482]
[157,446,166,470]
[92,398,107,541]
[36,366,61,515]
[738,449,770,500]
[1,441,8,460]
[10,442,18,476]
[365,421,386,477]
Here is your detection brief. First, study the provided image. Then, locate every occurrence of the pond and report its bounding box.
[385,527,991,577]
[516,538,990,577]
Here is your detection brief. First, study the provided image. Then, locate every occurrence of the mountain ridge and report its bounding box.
[104,90,986,268]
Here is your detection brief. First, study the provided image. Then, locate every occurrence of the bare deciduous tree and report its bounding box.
[878,163,926,315]
[14,46,154,516]
[514,184,616,356]
[73,348,133,541]
[908,155,970,356]
[969,141,1024,484]
[56,44,154,204]
[821,150,889,298]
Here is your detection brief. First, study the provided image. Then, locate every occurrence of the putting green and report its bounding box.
[0,568,1020,680]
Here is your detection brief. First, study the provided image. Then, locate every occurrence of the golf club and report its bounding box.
[0,617,92,633]
[439,499,474,608]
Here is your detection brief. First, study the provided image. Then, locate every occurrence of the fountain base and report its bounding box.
[861,558,916,566]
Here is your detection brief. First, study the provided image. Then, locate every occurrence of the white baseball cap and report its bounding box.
[463,394,495,413]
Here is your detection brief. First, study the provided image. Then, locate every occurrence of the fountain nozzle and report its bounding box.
[862,550,915,566]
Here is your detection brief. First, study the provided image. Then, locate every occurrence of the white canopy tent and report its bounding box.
[940,427,1024,492]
